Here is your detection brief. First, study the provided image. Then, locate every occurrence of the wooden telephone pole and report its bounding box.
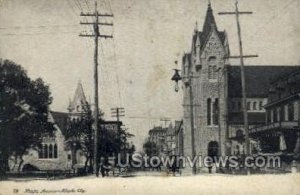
[111,107,125,123]
[80,1,113,176]
[111,107,125,151]
[219,0,258,174]
[188,72,197,175]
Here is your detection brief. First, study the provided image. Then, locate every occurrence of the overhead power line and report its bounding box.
[0,31,78,36]
[0,24,80,30]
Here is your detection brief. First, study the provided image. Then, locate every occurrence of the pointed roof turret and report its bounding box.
[202,2,218,37]
[189,2,229,57]
[68,81,88,112]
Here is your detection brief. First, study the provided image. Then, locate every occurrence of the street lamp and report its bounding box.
[171,69,182,92]
[171,63,197,175]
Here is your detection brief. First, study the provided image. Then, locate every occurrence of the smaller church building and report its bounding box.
[9,82,90,172]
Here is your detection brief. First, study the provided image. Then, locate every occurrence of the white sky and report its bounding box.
[0,0,299,150]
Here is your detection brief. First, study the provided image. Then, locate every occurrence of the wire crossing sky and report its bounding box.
[0,0,299,150]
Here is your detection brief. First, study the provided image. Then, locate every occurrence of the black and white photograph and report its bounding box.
[0,0,299,194]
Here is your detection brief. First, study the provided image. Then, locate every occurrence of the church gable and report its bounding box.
[188,2,229,72]
[201,29,226,59]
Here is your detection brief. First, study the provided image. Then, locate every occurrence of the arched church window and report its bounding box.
[54,144,58,158]
[207,98,212,125]
[213,98,219,125]
[49,144,53,158]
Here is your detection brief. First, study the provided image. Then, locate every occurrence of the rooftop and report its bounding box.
[227,65,299,98]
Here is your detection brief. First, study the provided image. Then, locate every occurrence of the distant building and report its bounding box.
[174,120,184,156]
[165,124,176,155]
[146,122,184,157]
[148,126,167,155]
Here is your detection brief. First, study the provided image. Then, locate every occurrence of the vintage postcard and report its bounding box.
[0,0,299,194]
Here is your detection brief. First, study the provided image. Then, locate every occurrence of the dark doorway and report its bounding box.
[208,141,219,162]
[22,164,40,172]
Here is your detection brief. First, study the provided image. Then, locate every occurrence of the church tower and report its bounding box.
[68,81,89,120]
[182,3,230,166]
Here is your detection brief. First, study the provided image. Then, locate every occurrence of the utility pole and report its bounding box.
[80,1,113,176]
[215,67,223,157]
[219,0,258,174]
[111,107,125,155]
[111,107,125,123]
[188,72,197,175]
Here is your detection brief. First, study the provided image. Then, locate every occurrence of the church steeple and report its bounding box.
[68,81,88,114]
[202,2,218,37]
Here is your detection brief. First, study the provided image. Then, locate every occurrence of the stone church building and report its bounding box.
[181,2,299,168]
[9,82,89,172]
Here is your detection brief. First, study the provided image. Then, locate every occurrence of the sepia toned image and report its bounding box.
[0,0,300,194]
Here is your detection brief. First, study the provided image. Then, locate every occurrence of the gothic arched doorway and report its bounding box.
[208,141,219,162]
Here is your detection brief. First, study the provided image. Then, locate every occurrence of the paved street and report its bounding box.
[1,173,299,195]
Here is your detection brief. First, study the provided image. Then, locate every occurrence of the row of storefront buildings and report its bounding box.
[145,121,183,157]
